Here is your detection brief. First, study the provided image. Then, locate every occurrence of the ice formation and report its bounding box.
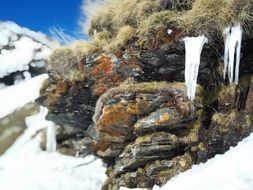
[183,36,208,101]
[223,24,242,84]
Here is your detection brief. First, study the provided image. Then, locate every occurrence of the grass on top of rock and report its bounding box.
[118,81,189,93]
[176,0,253,37]
[49,0,253,80]
[84,0,251,52]
[48,46,85,82]
[86,0,252,40]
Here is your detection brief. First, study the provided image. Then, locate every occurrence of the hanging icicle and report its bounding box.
[183,35,208,101]
[223,24,242,84]
[40,106,57,152]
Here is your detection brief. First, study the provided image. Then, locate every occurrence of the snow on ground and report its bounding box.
[0,74,48,119]
[0,21,59,78]
[0,110,107,190]
[0,71,107,190]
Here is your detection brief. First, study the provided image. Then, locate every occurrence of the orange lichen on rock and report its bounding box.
[97,103,133,132]
[92,54,113,76]
[156,112,170,124]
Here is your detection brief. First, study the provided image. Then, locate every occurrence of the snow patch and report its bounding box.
[0,21,59,49]
[183,35,208,101]
[0,21,59,78]
[0,74,48,119]
[0,105,107,190]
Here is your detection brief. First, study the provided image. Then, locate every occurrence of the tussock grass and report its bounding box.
[218,84,236,100]
[177,0,253,36]
[138,10,180,35]
[212,110,237,128]
[85,0,252,49]
[48,44,87,81]
[105,25,136,51]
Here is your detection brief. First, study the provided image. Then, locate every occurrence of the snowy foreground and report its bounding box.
[0,74,107,190]
[0,74,48,118]
[0,111,107,190]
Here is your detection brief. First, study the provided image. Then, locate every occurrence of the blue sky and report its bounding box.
[0,0,83,35]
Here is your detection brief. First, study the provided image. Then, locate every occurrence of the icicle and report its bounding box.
[223,27,230,80]
[183,36,208,101]
[40,106,57,152]
[223,24,242,84]
[46,121,57,152]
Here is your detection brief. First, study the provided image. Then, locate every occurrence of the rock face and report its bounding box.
[36,9,253,190]
[90,82,202,189]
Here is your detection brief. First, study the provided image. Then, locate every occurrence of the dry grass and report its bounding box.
[50,0,253,80]
[179,120,201,144]
[176,0,253,36]
[105,25,136,51]
[138,10,180,35]
[85,0,252,50]
[218,84,236,100]
[48,44,87,81]
[212,110,237,128]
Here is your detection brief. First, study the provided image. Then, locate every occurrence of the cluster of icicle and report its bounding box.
[182,24,242,101]
[223,24,242,84]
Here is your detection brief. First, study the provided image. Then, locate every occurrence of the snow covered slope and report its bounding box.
[0,74,48,119]
[0,109,107,190]
[0,21,59,81]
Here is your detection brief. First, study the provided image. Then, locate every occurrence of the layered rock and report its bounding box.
[90,82,203,189]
